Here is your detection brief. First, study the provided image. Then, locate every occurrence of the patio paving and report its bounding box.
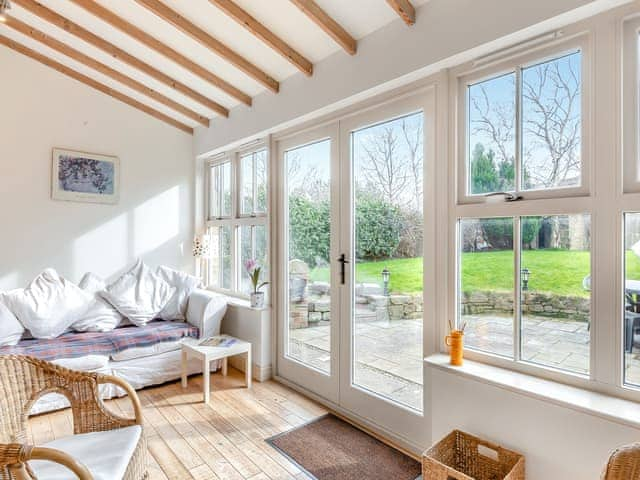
[288,314,640,412]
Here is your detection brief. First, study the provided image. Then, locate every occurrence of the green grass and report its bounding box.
[308,250,640,296]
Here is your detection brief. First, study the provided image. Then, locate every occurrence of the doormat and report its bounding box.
[266,414,422,480]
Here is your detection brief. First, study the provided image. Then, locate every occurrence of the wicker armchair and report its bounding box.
[601,443,640,480]
[0,355,148,480]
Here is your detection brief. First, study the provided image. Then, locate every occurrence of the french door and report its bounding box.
[277,90,434,449]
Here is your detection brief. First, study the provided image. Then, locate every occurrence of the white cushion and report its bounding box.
[29,425,141,480]
[2,269,92,339]
[52,355,110,372]
[73,273,123,332]
[110,337,197,362]
[156,266,202,321]
[101,260,175,327]
[0,299,24,346]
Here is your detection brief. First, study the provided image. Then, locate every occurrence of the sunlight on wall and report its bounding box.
[73,213,128,280]
[133,186,180,258]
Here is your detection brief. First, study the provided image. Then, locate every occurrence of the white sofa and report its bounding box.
[3,288,227,414]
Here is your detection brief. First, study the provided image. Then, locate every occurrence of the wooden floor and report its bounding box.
[27,369,329,480]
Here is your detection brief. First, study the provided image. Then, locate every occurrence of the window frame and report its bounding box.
[623,17,640,193]
[455,35,592,204]
[205,144,269,299]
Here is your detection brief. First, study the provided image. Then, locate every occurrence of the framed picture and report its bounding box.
[52,148,120,204]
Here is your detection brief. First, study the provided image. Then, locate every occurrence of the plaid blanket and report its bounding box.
[0,321,199,361]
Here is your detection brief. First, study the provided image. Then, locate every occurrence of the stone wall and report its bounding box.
[460,290,590,321]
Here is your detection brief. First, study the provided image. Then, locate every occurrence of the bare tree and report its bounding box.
[401,118,424,211]
[522,59,581,188]
[359,125,413,207]
[286,152,329,202]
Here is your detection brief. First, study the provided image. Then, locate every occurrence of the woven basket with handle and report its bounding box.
[422,430,525,480]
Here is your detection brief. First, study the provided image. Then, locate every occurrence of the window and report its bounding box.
[206,147,269,297]
[455,38,593,381]
[461,47,585,201]
[458,214,591,374]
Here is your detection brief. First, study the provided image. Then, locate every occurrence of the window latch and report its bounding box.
[484,192,522,203]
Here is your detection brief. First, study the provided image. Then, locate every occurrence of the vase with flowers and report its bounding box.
[245,259,269,308]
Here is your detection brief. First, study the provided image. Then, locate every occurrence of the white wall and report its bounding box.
[427,368,640,479]
[0,47,195,290]
[194,0,631,157]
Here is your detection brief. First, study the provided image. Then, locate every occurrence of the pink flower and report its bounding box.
[245,259,258,273]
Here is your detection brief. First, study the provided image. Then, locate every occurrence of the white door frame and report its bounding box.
[337,89,435,447]
[275,123,341,404]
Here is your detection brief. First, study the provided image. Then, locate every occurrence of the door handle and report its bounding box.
[338,254,349,285]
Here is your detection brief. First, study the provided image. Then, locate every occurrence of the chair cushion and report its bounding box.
[29,425,142,480]
[101,260,175,327]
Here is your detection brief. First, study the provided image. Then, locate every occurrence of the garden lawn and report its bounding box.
[308,250,640,297]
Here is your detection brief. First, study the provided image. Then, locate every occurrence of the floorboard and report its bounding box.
[27,368,326,480]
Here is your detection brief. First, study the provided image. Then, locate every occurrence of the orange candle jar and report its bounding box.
[445,330,464,366]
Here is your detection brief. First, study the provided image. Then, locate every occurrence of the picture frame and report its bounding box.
[52,148,120,205]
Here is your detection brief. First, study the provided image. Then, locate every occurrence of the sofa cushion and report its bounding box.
[0,300,24,346]
[52,354,110,372]
[101,260,175,327]
[72,273,123,332]
[29,425,141,480]
[0,321,199,361]
[2,269,93,339]
[156,266,202,321]
[110,336,197,362]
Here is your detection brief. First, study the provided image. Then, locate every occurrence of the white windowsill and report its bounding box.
[425,354,640,430]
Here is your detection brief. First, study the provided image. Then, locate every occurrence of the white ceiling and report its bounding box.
[1,0,429,130]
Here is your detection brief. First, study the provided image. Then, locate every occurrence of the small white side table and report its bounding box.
[181,336,252,403]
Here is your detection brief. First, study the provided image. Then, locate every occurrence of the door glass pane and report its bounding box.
[468,73,516,195]
[209,225,232,290]
[209,161,232,218]
[351,111,424,412]
[459,217,514,358]
[521,51,582,191]
[240,225,268,296]
[520,214,590,374]
[624,213,640,387]
[285,140,332,374]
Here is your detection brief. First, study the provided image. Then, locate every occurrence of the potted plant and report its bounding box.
[245,259,269,308]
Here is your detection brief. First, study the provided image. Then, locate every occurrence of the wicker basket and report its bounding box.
[422,430,525,480]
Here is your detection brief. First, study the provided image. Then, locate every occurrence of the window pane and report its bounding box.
[256,150,267,213]
[209,161,231,218]
[240,149,268,215]
[240,153,253,215]
[285,139,332,374]
[459,217,514,357]
[351,111,424,412]
[209,225,232,290]
[624,213,640,387]
[521,51,582,191]
[468,73,516,195]
[520,214,590,374]
[240,225,268,295]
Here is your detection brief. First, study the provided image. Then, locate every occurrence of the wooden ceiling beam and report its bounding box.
[208,0,312,77]
[11,0,228,117]
[3,15,208,127]
[69,0,251,106]
[386,0,416,26]
[289,0,356,55]
[0,35,193,134]
[134,0,279,93]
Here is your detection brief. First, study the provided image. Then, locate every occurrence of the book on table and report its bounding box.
[198,336,238,348]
